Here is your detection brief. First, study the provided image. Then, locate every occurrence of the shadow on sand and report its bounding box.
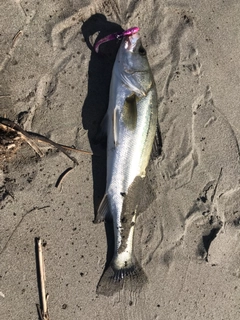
[81,14,123,274]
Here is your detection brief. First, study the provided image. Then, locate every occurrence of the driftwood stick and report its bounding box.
[36,238,49,320]
[0,117,92,165]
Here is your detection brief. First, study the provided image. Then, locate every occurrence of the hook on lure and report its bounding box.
[94,27,140,53]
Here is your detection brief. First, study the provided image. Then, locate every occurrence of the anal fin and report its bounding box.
[94,194,109,223]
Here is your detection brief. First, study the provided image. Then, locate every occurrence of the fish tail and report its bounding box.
[96,255,148,296]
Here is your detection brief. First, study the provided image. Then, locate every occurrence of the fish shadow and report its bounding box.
[81,15,122,267]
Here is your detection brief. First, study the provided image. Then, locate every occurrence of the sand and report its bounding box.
[1,0,240,319]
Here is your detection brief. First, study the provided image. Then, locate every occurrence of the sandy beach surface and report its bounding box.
[1,1,240,319]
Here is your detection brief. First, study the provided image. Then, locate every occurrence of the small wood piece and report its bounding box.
[0,117,92,165]
[36,238,49,320]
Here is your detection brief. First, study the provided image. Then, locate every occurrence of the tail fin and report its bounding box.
[96,257,148,296]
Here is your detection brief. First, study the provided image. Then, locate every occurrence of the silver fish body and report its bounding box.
[97,30,158,288]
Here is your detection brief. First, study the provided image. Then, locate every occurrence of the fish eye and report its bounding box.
[138,46,146,56]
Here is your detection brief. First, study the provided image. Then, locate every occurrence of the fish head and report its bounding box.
[116,30,154,96]
[120,31,148,70]
[124,32,145,55]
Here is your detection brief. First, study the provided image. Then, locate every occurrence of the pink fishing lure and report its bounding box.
[94,27,140,53]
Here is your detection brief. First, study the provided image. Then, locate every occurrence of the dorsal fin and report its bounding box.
[151,121,162,160]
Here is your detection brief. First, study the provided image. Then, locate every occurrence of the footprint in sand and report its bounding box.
[137,7,203,265]
[191,86,240,193]
[179,88,240,270]
[207,187,240,276]
[143,7,240,269]
[153,7,204,190]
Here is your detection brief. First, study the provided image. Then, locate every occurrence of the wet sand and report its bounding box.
[1,1,240,319]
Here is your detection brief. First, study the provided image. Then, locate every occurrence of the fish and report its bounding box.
[94,27,161,295]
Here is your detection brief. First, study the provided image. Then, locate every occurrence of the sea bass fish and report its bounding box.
[95,27,160,294]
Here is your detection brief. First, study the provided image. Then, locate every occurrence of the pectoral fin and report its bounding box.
[121,73,147,97]
[122,93,137,130]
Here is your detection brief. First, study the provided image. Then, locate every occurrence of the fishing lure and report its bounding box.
[94,27,140,53]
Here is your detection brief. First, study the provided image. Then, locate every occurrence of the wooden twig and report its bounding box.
[12,30,23,48]
[0,117,92,165]
[55,166,74,189]
[36,238,49,320]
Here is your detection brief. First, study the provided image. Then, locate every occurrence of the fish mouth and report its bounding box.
[124,32,140,52]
